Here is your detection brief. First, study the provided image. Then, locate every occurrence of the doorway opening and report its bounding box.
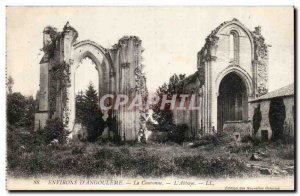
[217,72,248,131]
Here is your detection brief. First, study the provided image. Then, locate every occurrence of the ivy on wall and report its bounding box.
[49,61,71,126]
[134,62,148,143]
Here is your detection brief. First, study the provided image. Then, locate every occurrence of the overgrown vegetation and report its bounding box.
[43,118,70,144]
[7,132,247,178]
[6,76,36,129]
[7,92,36,128]
[151,74,190,144]
[49,61,71,121]
[6,75,294,179]
[7,126,294,178]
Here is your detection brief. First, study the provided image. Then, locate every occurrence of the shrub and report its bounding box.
[7,125,26,153]
[168,124,187,144]
[7,125,45,153]
[7,92,36,128]
[43,118,70,144]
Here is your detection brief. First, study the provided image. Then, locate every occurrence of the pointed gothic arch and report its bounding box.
[215,66,253,131]
[67,40,117,133]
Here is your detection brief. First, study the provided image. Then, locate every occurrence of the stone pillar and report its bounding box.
[115,36,145,141]
[211,90,218,132]
[204,61,209,133]
[61,22,78,133]
[252,26,269,97]
[34,26,58,131]
[196,87,203,134]
[38,62,49,111]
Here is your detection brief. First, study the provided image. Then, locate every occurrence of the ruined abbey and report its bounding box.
[35,19,294,141]
[34,22,147,141]
[173,18,270,138]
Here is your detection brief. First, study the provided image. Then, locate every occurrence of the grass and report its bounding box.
[6,143,245,178]
[7,128,294,178]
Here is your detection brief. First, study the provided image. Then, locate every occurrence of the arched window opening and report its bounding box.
[229,30,239,64]
[75,57,99,94]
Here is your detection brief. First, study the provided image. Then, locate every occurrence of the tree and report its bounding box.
[84,83,99,114]
[153,74,186,129]
[6,76,14,95]
[75,91,85,123]
[7,92,36,128]
[106,110,120,142]
[24,96,36,128]
[152,73,187,143]
[75,83,106,142]
[252,104,262,136]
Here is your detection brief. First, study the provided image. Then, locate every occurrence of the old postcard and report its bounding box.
[6,6,295,191]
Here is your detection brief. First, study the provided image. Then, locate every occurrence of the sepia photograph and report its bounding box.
[5,6,295,191]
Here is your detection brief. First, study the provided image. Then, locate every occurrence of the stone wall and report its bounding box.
[173,108,201,139]
[168,19,270,138]
[223,121,252,141]
[172,72,203,139]
[249,100,271,140]
[34,112,48,131]
[37,62,49,111]
[249,96,294,140]
[196,19,268,132]
[35,23,147,141]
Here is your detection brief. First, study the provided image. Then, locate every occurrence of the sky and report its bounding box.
[75,58,99,94]
[6,7,294,97]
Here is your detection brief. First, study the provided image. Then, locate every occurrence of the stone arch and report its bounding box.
[73,40,114,73]
[216,19,255,60]
[217,72,248,131]
[215,66,253,97]
[73,40,115,94]
[215,67,253,131]
[68,40,116,133]
[74,50,106,95]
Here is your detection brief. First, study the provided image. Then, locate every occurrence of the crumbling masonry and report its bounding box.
[35,22,147,141]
